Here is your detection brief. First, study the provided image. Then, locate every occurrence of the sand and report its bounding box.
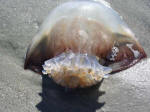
[0,0,150,112]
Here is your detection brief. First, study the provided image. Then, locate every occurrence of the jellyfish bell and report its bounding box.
[24,1,146,88]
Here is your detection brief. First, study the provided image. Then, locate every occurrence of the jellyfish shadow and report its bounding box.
[36,75,105,112]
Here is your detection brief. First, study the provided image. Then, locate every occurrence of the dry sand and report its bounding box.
[0,0,150,112]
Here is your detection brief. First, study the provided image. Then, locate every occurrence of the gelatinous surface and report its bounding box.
[24,0,146,87]
[1,0,150,111]
[43,51,112,88]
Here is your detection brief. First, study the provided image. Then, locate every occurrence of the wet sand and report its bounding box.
[0,0,150,112]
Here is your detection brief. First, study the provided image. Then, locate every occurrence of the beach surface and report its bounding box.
[0,0,150,112]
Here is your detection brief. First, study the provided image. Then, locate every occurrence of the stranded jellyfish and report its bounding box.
[24,1,146,88]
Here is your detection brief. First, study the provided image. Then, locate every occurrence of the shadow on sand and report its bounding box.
[36,75,105,112]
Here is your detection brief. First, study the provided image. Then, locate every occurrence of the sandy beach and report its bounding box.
[0,0,150,112]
